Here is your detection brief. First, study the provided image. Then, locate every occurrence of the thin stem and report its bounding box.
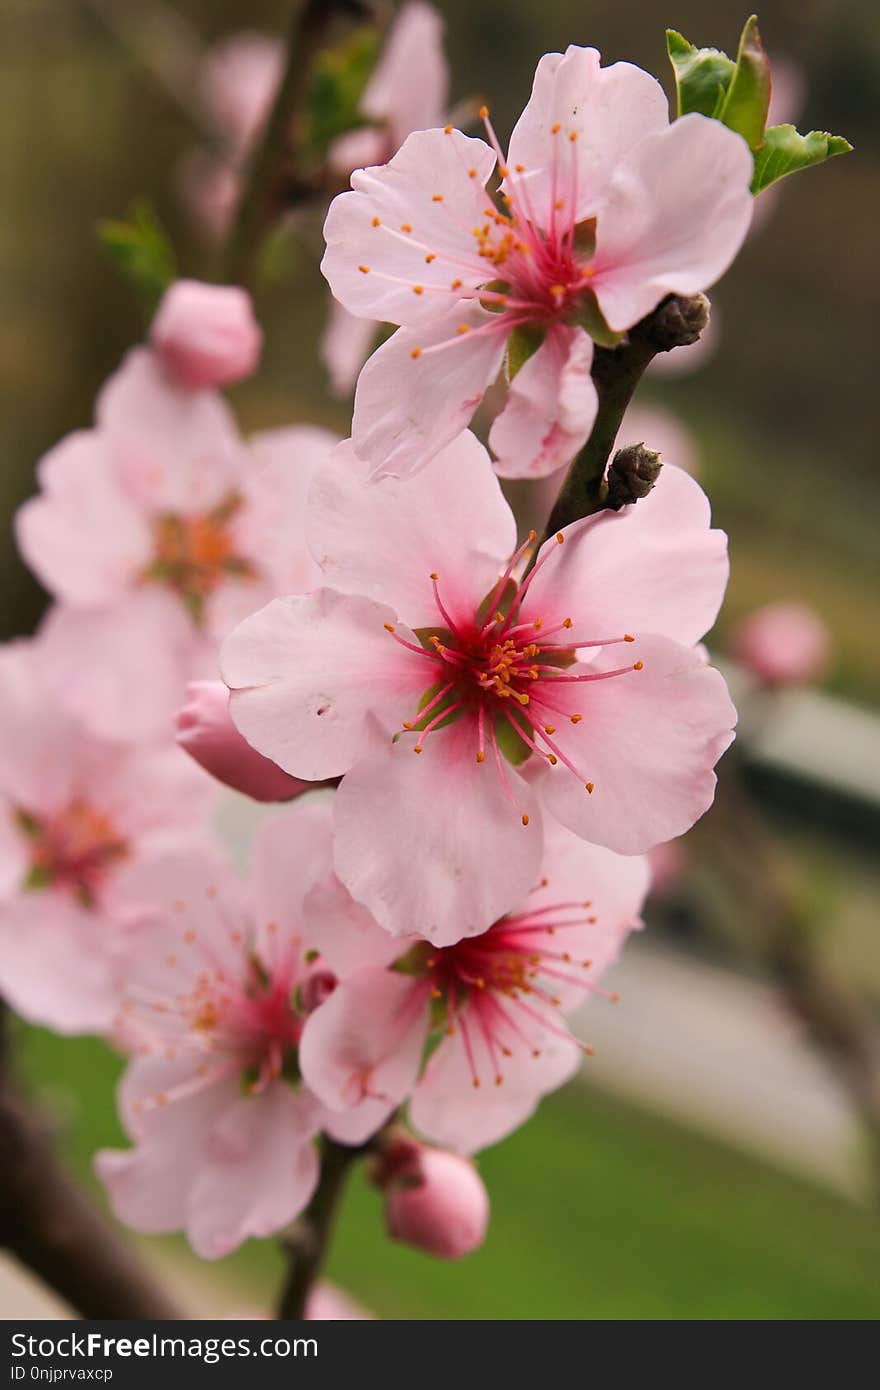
[0,1003,181,1319]
[276,1137,359,1318]
[536,294,711,552]
[222,0,376,287]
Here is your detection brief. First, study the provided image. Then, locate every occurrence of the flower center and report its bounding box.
[17,802,128,903]
[405,886,618,1089]
[384,532,643,821]
[141,491,258,622]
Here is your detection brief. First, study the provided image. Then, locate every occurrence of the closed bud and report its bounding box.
[645,292,711,352]
[379,1138,489,1260]
[605,443,663,510]
[176,681,311,802]
[150,279,262,390]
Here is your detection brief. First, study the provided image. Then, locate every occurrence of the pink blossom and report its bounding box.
[150,280,263,391]
[379,1138,489,1258]
[16,349,336,741]
[321,45,754,479]
[305,1284,372,1320]
[177,680,314,802]
[0,638,214,1035]
[223,432,734,944]
[199,32,283,158]
[731,601,831,688]
[95,802,394,1259]
[301,819,649,1152]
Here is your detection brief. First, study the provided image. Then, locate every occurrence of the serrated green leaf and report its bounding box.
[719,16,771,152]
[96,197,176,315]
[751,124,853,194]
[666,29,735,120]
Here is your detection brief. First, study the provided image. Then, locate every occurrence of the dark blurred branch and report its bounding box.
[222,0,379,288]
[537,294,710,549]
[276,1137,359,1318]
[694,765,880,1200]
[0,1002,181,1319]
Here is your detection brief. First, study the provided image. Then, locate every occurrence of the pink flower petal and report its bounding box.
[235,425,336,597]
[351,302,507,479]
[322,128,496,328]
[36,592,202,745]
[490,324,597,479]
[535,634,736,855]
[525,464,728,648]
[96,348,245,514]
[410,1023,580,1153]
[592,114,754,331]
[506,45,669,227]
[0,893,118,1035]
[303,874,403,977]
[307,431,515,628]
[223,590,429,781]
[15,431,151,607]
[299,967,426,1116]
[332,716,544,946]
[0,640,80,810]
[187,1086,320,1259]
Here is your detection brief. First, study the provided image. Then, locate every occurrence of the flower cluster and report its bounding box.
[9,17,813,1292]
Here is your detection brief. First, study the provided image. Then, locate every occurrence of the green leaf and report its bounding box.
[96,197,177,315]
[750,124,853,194]
[718,16,771,152]
[301,25,381,166]
[666,28,735,119]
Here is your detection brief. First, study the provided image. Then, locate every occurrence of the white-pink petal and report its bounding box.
[490,324,597,480]
[321,128,496,328]
[506,45,669,227]
[351,302,507,479]
[332,717,544,946]
[536,634,736,855]
[307,430,515,629]
[592,114,754,331]
[525,464,728,648]
[223,589,428,782]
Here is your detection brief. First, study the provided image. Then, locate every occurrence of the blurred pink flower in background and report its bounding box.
[224,434,732,944]
[96,801,398,1259]
[380,1138,489,1258]
[0,638,214,1036]
[731,601,831,688]
[16,348,336,741]
[150,280,263,391]
[300,819,648,1152]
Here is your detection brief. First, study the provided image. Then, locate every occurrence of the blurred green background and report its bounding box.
[2,0,879,1321]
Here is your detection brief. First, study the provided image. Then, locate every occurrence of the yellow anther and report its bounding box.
[371,216,380,227]
[555,198,564,210]
[547,754,558,765]
[563,617,573,628]
[521,813,530,826]
[432,193,444,202]
[476,750,485,763]
[413,284,424,294]
[430,571,439,580]
[451,278,463,289]
[515,162,525,172]
[384,622,395,632]
[401,223,412,233]
[457,323,471,334]
[544,724,556,735]
[411,347,422,359]
[585,782,594,794]
[358,264,370,274]
[479,104,489,119]
[414,744,423,754]
[624,634,635,642]
[550,122,561,134]
[443,123,453,134]
[633,660,644,670]
[425,252,436,263]
[569,130,578,142]
[570,713,583,724]
[468,167,477,178]
[556,532,565,544]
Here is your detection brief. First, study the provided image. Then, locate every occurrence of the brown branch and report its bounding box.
[222,0,379,287]
[0,1005,181,1320]
[276,1137,359,1318]
[538,294,710,548]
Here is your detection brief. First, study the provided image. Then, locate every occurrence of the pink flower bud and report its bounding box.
[176,681,310,802]
[383,1142,489,1260]
[731,601,831,688]
[150,280,262,390]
